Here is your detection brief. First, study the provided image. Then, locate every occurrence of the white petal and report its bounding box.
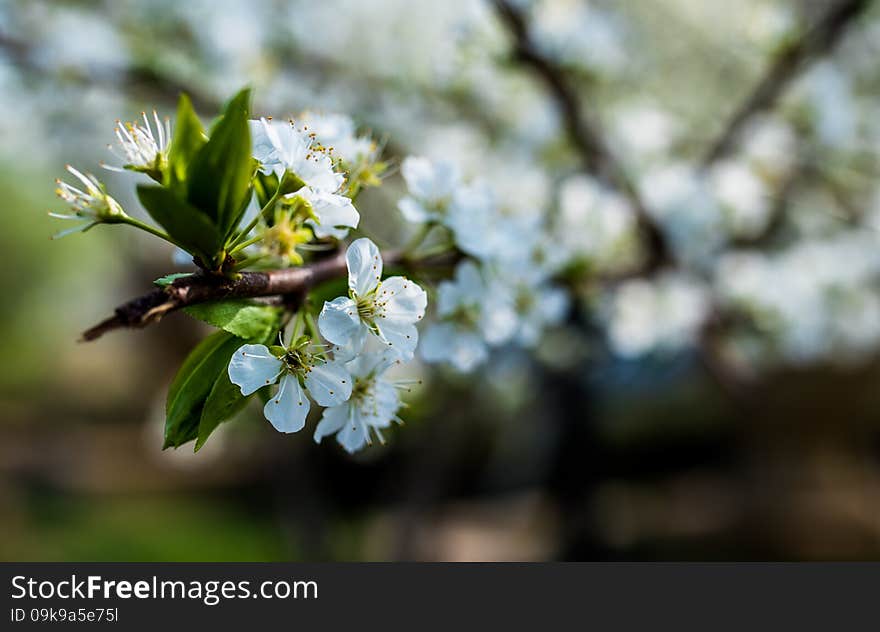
[249,119,279,171]
[480,293,518,346]
[228,344,283,396]
[398,197,432,223]
[304,360,352,406]
[364,380,400,428]
[539,286,570,325]
[319,296,366,348]
[454,260,485,299]
[263,373,310,433]
[400,156,436,199]
[346,238,382,296]
[377,276,427,324]
[310,197,359,238]
[337,407,369,453]
[375,319,418,360]
[401,156,459,200]
[313,404,349,444]
[421,324,487,372]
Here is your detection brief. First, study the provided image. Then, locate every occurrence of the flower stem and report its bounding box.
[402,222,434,255]
[304,311,326,359]
[118,216,187,251]
[231,254,266,271]
[229,186,283,249]
[228,234,263,255]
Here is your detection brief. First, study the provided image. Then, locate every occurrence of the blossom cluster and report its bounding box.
[398,156,571,371]
[229,238,425,453]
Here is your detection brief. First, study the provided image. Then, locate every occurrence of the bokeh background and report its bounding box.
[3,0,880,560]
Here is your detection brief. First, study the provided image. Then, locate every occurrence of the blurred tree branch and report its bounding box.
[701,0,873,166]
[492,0,671,272]
[0,31,222,113]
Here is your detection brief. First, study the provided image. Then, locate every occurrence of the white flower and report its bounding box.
[505,279,570,348]
[51,166,125,238]
[299,112,377,166]
[319,238,427,361]
[420,260,516,371]
[249,117,343,192]
[605,273,711,358]
[102,110,171,175]
[709,160,770,239]
[313,351,411,453]
[228,343,352,434]
[283,186,359,240]
[556,174,638,270]
[398,156,498,259]
[397,156,460,223]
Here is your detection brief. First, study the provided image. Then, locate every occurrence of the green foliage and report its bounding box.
[165,94,206,192]
[165,331,244,449]
[184,300,281,342]
[136,184,223,264]
[154,272,194,287]
[137,89,254,268]
[196,367,252,452]
[166,302,280,451]
[185,89,254,240]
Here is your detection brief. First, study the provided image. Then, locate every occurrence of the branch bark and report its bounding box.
[81,249,460,341]
[701,0,872,166]
[492,0,671,271]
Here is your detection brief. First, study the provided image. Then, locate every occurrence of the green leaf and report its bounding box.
[164,331,242,449]
[186,88,254,239]
[184,300,281,341]
[195,369,251,452]
[154,272,194,287]
[137,184,223,263]
[166,94,207,192]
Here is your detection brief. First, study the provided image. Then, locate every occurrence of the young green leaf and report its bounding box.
[136,184,223,264]
[154,272,194,287]
[184,300,281,341]
[185,88,254,239]
[164,331,242,449]
[195,369,252,452]
[165,94,207,192]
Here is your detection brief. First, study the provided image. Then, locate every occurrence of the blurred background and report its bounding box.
[3,0,880,560]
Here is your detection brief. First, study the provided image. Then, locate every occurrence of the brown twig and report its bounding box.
[701,0,872,167]
[492,0,671,271]
[80,250,462,341]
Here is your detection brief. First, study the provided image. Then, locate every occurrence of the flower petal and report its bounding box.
[377,276,427,324]
[346,238,382,296]
[304,189,360,239]
[375,318,419,360]
[337,407,369,453]
[313,404,349,444]
[228,344,283,396]
[263,373,310,433]
[319,296,365,349]
[397,197,431,223]
[421,324,487,372]
[304,359,352,406]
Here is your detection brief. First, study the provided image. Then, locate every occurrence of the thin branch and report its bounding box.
[701,0,872,167]
[81,250,457,341]
[492,0,671,271]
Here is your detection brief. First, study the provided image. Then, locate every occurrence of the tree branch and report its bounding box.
[701,0,872,166]
[492,0,671,271]
[81,249,459,341]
